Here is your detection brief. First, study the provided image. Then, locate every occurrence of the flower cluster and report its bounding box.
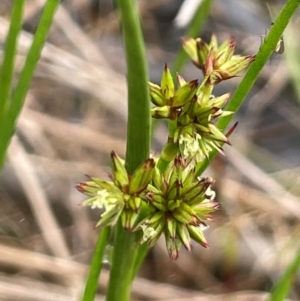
[135,156,218,260]
[149,36,254,163]
[76,151,155,230]
[77,35,254,259]
[182,35,255,85]
[149,65,198,120]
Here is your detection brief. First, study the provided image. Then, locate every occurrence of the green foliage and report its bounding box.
[2,1,300,301]
[0,0,60,168]
[269,250,300,301]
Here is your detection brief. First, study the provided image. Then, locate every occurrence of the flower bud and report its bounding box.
[172,80,198,107]
[182,35,255,84]
[121,209,139,230]
[217,55,255,80]
[177,224,191,251]
[110,151,129,190]
[149,82,165,106]
[187,225,208,248]
[166,216,177,238]
[161,64,175,100]
[151,106,175,119]
[129,158,155,194]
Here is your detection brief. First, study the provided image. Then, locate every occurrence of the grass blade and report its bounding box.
[0,0,60,168]
[0,0,25,118]
[269,250,300,301]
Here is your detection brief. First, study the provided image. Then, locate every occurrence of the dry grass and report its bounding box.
[0,0,300,300]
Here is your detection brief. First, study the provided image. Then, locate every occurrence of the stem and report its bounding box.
[122,2,151,172]
[81,227,111,301]
[269,249,300,301]
[0,0,25,118]
[106,0,150,300]
[106,222,140,301]
[0,0,60,168]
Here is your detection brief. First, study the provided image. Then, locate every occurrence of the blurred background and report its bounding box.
[0,0,300,300]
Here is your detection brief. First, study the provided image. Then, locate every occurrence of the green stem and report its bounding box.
[122,2,151,171]
[269,249,300,301]
[81,227,111,301]
[0,0,60,168]
[0,0,25,118]
[106,0,151,300]
[156,156,171,173]
[106,222,140,301]
[130,239,149,280]
[157,119,178,172]
[196,0,300,176]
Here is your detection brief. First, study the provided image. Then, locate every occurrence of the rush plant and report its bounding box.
[0,1,299,301]
[77,0,300,300]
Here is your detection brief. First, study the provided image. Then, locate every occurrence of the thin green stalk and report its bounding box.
[171,0,214,76]
[123,3,151,172]
[0,0,25,118]
[196,0,300,176]
[269,249,300,301]
[81,227,111,301]
[106,0,151,300]
[106,222,140,301]
[156,156,171,173]
[0,0,60,168]
[156,119,177,173]
[130,233,149,280]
